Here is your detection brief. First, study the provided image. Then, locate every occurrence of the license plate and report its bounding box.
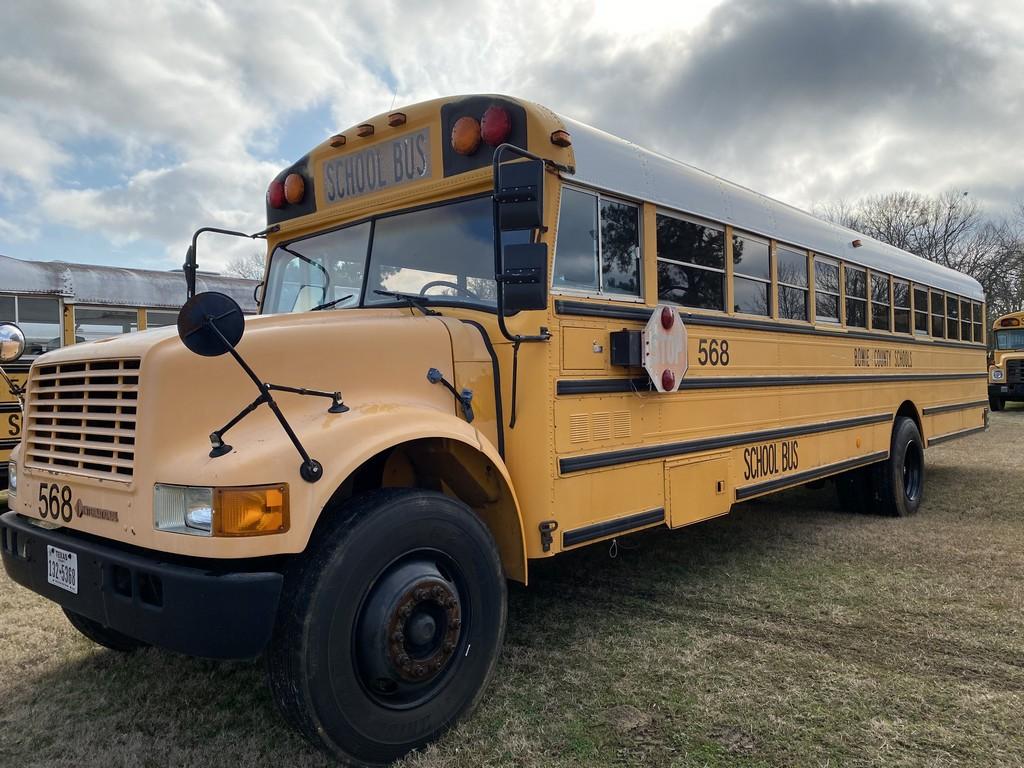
[46,545,78,594]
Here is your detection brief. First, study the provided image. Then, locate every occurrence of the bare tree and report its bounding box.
[224,251,266,281]
[819,190,1024,316]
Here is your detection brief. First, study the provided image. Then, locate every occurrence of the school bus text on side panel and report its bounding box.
[0,94,988,766]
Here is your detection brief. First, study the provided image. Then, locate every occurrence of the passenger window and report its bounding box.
[553,188,640,297]
[777,246,808,321]
[946,295,959,339]
[893,280,910,334]
[913,285,929,335]
[871,274,891,331]
[553,188,599,291]
[960,298,971,341]
[600,198,641,295]
[972,302,983,343]
[844,266,867,328]
[814,257,840,323]
[656,213,726,311]
[732,233,770,316]
[931,291,945,338]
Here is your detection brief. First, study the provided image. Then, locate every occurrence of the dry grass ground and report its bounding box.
[1,407,1022,767]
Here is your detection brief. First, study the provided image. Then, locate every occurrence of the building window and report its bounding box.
[871,274,891,331]
[553,187,640,298]
[3,295,62,357]
[814,256,840,323]
[732,233,771,316]
[777,246,808,321]
[930,291,945,338]
[960,298,972,342]
[913,285,929,335]
[893,279,911,334]
[945,294,959,339]
[73,307,139,344]
[656,212,725,311]
[146,310,179,328]
[844,265,867,328]
[972,302,983,343]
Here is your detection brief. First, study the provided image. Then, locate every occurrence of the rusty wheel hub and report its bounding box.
[386,577,461,682]
[355,557,465,705]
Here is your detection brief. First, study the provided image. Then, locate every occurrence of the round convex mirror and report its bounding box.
[0,321,26,364]
[177,292,245,357]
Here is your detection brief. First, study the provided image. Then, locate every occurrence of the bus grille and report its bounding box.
[1007,359,1024,384]
[24,359,141,481]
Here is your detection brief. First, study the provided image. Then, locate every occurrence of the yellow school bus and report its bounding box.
[0,254,256,488]
[1,95,987,766]
[988,310,1024,410]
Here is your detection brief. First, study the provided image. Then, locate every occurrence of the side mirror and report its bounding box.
[501,243,549,312]
[0,322,26,363]
[177,292,245,357]
[495,158,544,231]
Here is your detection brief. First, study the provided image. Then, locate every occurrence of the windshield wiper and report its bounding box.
[310,294,353,312]
[372,290,440,316]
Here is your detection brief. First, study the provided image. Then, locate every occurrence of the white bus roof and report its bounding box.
[559,116,984,301]
[0,253,258,312]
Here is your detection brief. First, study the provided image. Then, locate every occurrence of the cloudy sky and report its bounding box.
[1,0,1022,272]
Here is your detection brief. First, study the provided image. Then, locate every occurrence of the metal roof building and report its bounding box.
[0,253,258,312]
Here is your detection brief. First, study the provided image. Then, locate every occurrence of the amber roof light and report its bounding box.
[550,130,572,147]
[451,116,482,155]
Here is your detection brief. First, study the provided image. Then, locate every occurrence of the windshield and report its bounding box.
[994,328,1024,350]
[262,196,528,314]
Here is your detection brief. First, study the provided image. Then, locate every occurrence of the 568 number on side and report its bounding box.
[696,338,730,366]
[38,483,74,522]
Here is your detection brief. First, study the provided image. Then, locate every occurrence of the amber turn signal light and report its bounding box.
[213,484,289,537]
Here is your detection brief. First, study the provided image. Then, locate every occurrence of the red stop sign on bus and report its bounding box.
[643,304,688,392]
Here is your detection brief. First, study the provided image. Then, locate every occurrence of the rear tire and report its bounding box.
[266,489,507,767]
[989,395,1005,412]
[63,609,149,652]
[867,416,925,517]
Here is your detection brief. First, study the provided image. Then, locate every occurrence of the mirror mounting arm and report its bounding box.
[184,224,280,300]
[199,314,333,483]
[0,368,25,408]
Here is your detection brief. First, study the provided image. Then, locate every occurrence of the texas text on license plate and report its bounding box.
[46,545,79,594]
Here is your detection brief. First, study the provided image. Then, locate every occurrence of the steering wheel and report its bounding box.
[419,280,480,299]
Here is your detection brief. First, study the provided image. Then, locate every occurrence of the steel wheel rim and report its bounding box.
[902,439,923,502]
[352,549,469,710]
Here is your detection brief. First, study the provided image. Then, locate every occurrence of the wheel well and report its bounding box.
[895,400,922,436]
[312,438,526,583]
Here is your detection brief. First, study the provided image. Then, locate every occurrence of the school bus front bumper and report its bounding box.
[0,510,283,659]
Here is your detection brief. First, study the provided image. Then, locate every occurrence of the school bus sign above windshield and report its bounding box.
[1,94,988,767]
[322,127,431,204]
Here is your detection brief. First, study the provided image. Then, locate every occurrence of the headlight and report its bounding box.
[990,367,1004,381]
[154,483,289,537]
[7,461,16,497]
[154,485,213,536]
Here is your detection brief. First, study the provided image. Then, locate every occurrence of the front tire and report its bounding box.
[63,609,149,652]
[868,416,925,517]
[989,395,1005,412]
[266,489,507,766]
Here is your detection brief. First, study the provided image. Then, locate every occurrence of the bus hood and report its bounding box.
[13,309,476,555]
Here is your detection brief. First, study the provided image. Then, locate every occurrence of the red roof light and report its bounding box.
[480,106,512,146]
[267,179,285,209]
